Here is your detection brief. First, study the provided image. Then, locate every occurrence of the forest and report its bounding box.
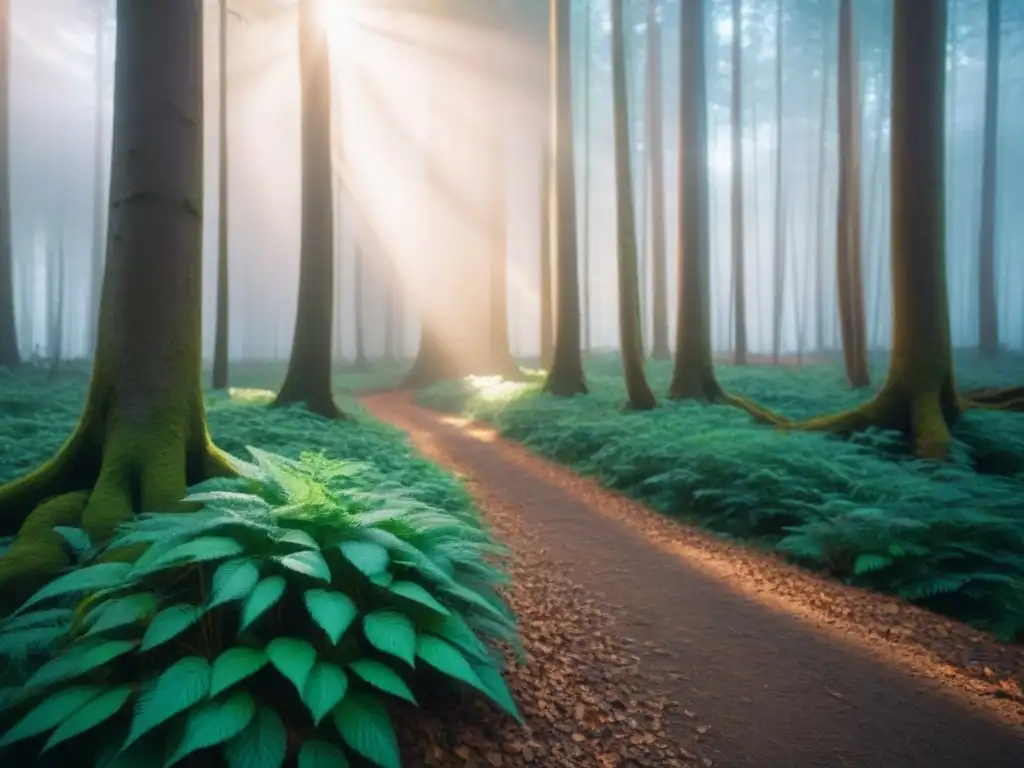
[0,0,1023,766]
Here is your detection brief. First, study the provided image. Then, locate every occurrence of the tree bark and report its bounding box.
[812,5,829,353]
[976,0,1001,357]
[85,0,108,360]
[543,0,587,396]
[835,0,870,387]
[0,0,18,369]
[729,0,747,365]
[486,122,521,378]
[273,0,343,418]
[581,0,592,354]
[212,0,230,389]
[771,0,785,364]
[794,0,958,459]
[0,0,234,598]
[539,141,554,369]
[646,0,670,362]
[611,0,656,410]
[354,244,367,369]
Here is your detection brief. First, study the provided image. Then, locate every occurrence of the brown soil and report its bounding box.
[362,390,1024,768]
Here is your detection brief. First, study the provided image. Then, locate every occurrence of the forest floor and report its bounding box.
[364,388,1024,767]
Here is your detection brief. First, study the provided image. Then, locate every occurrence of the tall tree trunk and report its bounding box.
[47,227,65,378]
[211,0,230,389]
[611,0,656,410]
[487,124,520,377]
[795,0,958,459]
[0,0,18,369]
[353,242,367,368]
[835,0,870,386]
[647,0,670,361]
[0,0,234,596]
[85,0,107,359]
[539,142,554,368]
[274,0,343,418]
[771,0,785,364]
[813,3,830,353]
[544,0,587,396]
[976,0,1001,357]
[581,0,591,353]
[729,0,747,364]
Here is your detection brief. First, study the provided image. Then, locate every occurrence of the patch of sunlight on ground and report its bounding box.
[228,387,277,406]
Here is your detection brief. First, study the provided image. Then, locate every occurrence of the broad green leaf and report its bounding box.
[134,536,244,575]
[472,661,522,722]
[363,611,416,667]
[0,686,103,747]
[298,739,349,768]
[339,540,389,578]
[209,559,260,609]
[432,611,491,662]
[332,691,400,768]
[124,656,212,748]
[369,573,393,588]
[0,607,73,632]
[140,604,203,652]
[209,647,269,698]
[222,704,286,768]
[0,624,69,660]
[348,659,416,705]
[17,563,134,613]
[301,662,348,726]
[26,640,138,689]
[275,529,320,550]
[416,635,484,691]
[266,637,317,695]
[53,526,92,555]
[240,576,286,631]
[389,581,450,617]
[165,691,256,767]
[43,685,134,751]
[86,593,160,635]
[304,589,357,645]
[274,550,331,583]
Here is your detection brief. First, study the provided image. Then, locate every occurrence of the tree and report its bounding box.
[976,0,1001,357]
[539,142,554,369]
[793,0,959,459]
[273,0,344,418]
[729,0,747,365]
[353,244,368,370]
[543,0,587,396]
[611,0,656,410]
[486,120,521,378]
[580,0,592,353]
[0,0,18,369]
[212,0,232,390]
[85,0,109,358]
[770,0,786,364]
[0,0,234,596]
[835,0,870,386]
[647,0,671,361]
[812,2,831,353]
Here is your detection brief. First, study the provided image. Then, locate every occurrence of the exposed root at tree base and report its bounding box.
[668,376,788,426]
[963,385,1024,412]
[271,391,349,420]
[785,386,960,460]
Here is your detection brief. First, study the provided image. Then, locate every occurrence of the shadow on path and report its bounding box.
[362,391,1024,768]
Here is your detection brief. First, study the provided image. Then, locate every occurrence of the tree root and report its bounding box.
[963,385,1024,412]
[668,373,788,426]
[0,418,235,607]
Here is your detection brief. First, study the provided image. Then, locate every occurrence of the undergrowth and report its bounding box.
[418,352,1024,642]
[0,366,520,767]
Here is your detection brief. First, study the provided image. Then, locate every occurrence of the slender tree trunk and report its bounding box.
[0,0,234,596]
[539,141,554,368]
[274,0,342,418]
[647,0,670,361]
[729,0,747,364]
[544,0,587,396]
[797,0,957,459]
[771,0,785,363]
[813,4,830,353]
[835,0,870,386]
[47,228,65,377]
[581,0,591,353]
[611,0,656,409]
[0,0,18,369]
[487,124,520,377]
[976,0,1001,357]
[353,243,367,368]
[85,0,107,359]
[212,0,230,389]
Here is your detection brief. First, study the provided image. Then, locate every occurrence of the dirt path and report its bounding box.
[362,390,1024,768]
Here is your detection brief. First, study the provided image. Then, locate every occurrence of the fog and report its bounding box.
[7,0,1024,365]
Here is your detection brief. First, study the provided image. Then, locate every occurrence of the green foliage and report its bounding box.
[0,377,522,768]
[419,353,1024,642]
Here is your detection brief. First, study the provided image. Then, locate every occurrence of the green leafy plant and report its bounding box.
[0,448,521,768]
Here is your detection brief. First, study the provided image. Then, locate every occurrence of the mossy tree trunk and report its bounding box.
[212,0,230,390]
[646,0,670,362]
[794,0,959,459]
[611,0,655,410]
[0,0,18,370]
[976,0,1001,358]
[0,0,235,598]
[835,0,870,387]
[543,0,587,396]
[729,0,747,366]
[274,0,343,418]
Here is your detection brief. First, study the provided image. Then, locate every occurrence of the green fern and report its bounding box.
[0,449,521,768]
